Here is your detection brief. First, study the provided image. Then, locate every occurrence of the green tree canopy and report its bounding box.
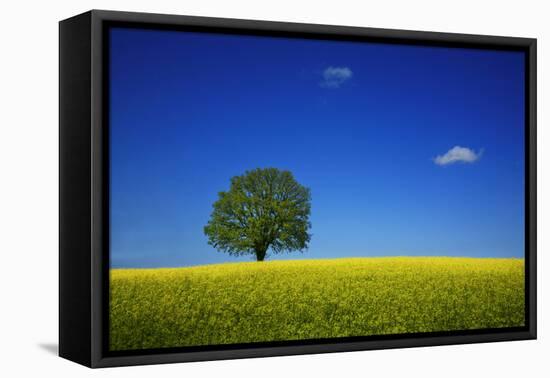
[204,168,311,261]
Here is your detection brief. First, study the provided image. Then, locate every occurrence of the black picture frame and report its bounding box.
[59,9,537,368]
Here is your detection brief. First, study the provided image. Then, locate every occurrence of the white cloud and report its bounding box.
[320,66,353,88]
[434,146,482,166]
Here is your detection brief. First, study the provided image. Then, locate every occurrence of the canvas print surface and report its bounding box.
[108,27,526,352]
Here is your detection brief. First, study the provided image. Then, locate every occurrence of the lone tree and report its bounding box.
[204,168,311,261]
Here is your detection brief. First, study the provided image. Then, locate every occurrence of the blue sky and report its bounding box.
[109,27,525,268]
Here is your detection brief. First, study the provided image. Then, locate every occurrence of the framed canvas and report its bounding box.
[59,10,537,368]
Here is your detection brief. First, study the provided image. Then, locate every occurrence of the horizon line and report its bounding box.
[110,255,525,270]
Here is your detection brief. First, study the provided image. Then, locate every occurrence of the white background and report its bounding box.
[0,0,547,376]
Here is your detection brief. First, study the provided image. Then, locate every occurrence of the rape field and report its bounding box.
[110,257,524,351]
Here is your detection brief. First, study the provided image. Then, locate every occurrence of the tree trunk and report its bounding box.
[255,247,267,261]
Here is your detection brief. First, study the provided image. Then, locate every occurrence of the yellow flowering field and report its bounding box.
[110,257,524,351]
